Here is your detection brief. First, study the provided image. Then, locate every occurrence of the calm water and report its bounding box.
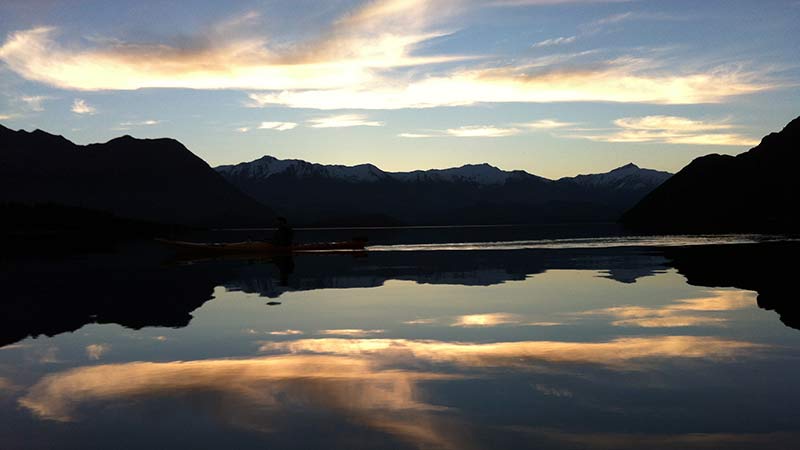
[1,228,798,449]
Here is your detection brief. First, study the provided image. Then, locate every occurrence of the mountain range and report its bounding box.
[216,156,671,226]
[0,125,273,227]
[5,115,797,230]
[622,115,800,231]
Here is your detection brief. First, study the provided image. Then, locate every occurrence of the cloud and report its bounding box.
[0,377,22,394]
[268,329,304,336]
[531,11,684,51]
[18,354,462,449]
[580,289,756,328]
[519,119,576,129]
[38,346,60,364]
[71,99,95,114]
[0,4,771,111]
[0,114,12,120]
[398,132,437,138]
[400,118,573,138]
[399,125,521,138]
[532,36,577,48]
[446,126,520,137]
[403,318,439,325]
[591,11,636,26]
[0,1,466,92]
[614,116,734,132]
[261,335,764,370]
[85,344,110,361]
[307,114,384,128]
[249,59,770,109]
[258,121,298,131]
[119,119,160,127]
[451,313,522,327]
[19,95,50,111]
[571,115,759,146]
[236,127,250,133]
[317,329,386,337]
[535,383,573,397]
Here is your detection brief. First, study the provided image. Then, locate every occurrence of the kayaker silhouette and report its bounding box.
[272,217,294,247]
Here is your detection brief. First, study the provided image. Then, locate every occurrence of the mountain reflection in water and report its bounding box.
[0,239,798,450]
[1,242,797,347]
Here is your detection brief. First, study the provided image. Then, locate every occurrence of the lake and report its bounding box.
[1,226,798,449]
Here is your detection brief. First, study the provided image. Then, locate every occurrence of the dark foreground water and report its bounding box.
[1,228,798,449]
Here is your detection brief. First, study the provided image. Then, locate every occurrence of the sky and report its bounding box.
[0,0,798,178]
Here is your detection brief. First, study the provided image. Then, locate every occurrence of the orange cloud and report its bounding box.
[261,335,764,370]
[451,313,522,327]
[581,289,757,327]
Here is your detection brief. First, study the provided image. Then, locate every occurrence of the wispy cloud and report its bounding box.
[532,36,577,48]
[268,329,304,336]
[85,344,110,361]
[403,318,439,325]
[258,121,298,131]
[400,118,574,138]
[451,313,522,327]
[308,114,384,128]
[19,95,50,111]
[446,126,520,137]
[531,11,686,52]
[119,119,160,127]
[398,126,520,138]
[251,59,770,109]
[570,115,759,146]
[0,113,13,120]
[398,132,437,138]
[317,329,386,337]
[262,335,765,370]
[518,119,576,129]
[579,290,756,328]
[71,98,95,114]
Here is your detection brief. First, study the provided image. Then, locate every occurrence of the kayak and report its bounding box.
[156,238,367,255]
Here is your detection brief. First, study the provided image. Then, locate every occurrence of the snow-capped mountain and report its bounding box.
[216,155,392,183]
[562,163,671,191]
[391,163,540,185]
[216,156,540,185]
[216,156,671,226]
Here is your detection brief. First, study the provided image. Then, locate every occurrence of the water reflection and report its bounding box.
[1,239,799,449]
[582,290,756,328]
[259,336,764,370]
[21,355,464,449]
[1,242,797,348]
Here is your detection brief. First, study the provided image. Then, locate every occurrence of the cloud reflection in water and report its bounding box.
[21,355,463,448]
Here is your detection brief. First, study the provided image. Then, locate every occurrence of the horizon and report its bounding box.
[1,0,798,178]
[3,120,674,178]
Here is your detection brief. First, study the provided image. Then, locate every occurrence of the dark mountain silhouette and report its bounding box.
[622,116,800,231]
[0,125,274,227]
[216,156,670,226]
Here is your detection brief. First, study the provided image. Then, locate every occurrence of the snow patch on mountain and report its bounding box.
[217,156,669,187]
